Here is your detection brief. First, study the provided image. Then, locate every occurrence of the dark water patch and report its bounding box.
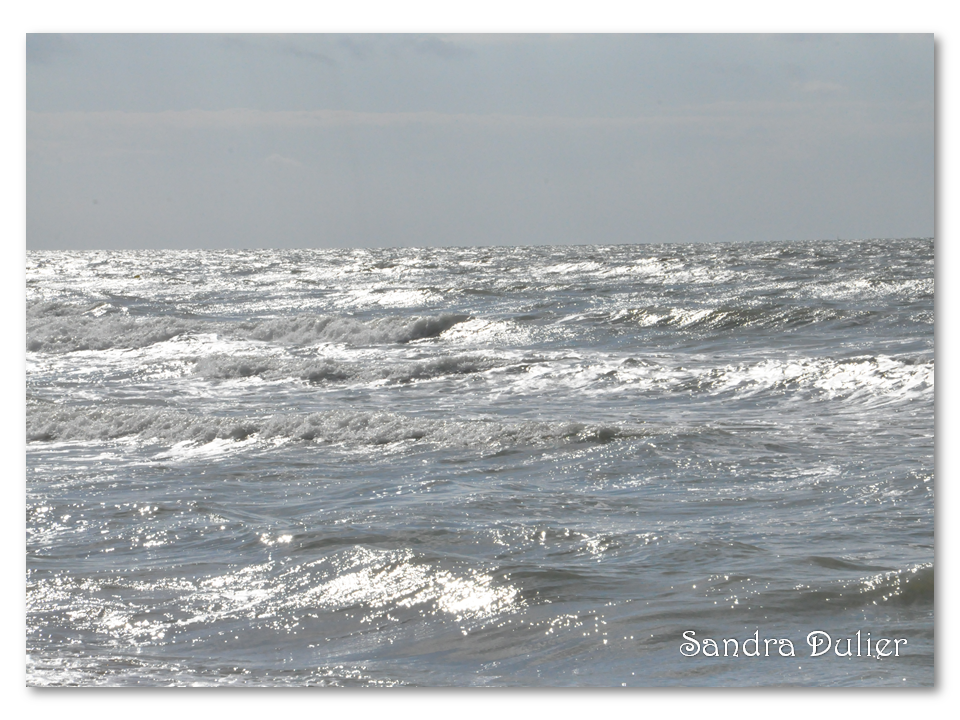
[807,556,894,572]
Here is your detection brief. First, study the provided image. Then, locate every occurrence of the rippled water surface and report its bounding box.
[26,239,934,686]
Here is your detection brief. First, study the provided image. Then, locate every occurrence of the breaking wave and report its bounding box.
[610,304,866,332]
[26,403,637,449]
[241,313,469,346]
[26,313,194,353]
[26,303,471,353]
[187,349,930,401]
[193,352,505,384]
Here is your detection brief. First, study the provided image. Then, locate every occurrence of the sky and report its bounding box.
[26,33,934,250]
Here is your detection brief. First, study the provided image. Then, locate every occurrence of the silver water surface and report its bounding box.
[27,239,933,686]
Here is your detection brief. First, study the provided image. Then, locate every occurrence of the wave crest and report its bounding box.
[27,306,471,353]
[26,403,643,449]
[243,313,469,346]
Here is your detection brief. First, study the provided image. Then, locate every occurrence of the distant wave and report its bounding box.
[26,300,193,353]
[26,303,471,353]
[176,350,935,406]
[241,313,469,346]
[27,297,930,356]
[608,304,868,332]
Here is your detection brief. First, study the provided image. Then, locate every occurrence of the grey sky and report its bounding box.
[26,33,933,250]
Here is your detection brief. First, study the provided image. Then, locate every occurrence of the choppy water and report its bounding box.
[26,239,934,686]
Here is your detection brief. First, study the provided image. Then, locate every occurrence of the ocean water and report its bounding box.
[26,239,934,686]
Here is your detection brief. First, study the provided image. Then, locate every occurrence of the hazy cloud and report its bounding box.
[25,34,933,250]
[221,34,337,67]
[26,101,930,139]
[264,153,303,168]
[274,40,337,67]
[800,80,846,94]
[26,34,74,65]
[407,35,474,60]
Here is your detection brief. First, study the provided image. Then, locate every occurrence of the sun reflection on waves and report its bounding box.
[299,548,520,620]
[80,548,527,633]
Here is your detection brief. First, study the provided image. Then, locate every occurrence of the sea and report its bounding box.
[25,238,934,686]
